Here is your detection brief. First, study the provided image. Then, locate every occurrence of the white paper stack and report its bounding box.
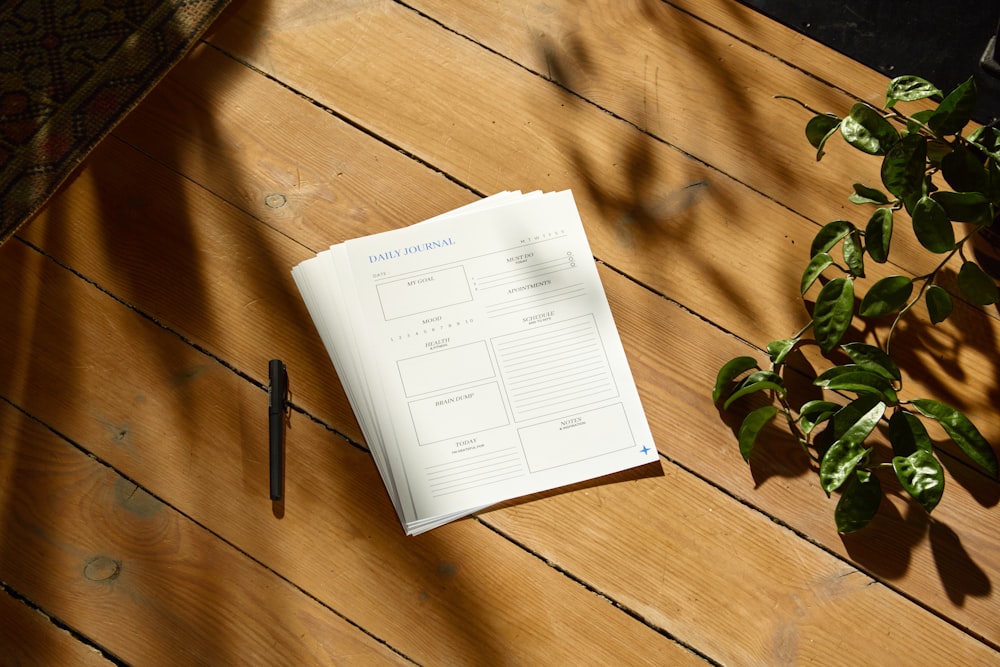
[292,190,657,534]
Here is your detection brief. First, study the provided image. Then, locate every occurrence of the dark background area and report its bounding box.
[739,0,1000,124]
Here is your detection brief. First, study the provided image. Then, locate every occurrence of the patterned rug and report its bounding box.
[0,0,232,244]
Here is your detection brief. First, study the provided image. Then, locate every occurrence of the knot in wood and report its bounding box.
[264,193,287,209]
[83,555,122,582]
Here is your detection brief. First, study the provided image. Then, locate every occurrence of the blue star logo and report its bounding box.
[640,445,651,455]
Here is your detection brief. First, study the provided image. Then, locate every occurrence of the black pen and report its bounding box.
[268,359,287,501]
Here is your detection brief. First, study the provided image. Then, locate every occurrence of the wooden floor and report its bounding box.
[2,0,998,664]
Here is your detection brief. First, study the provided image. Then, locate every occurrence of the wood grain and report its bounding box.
[199,0,1000,431]
[0,238,701,665]
[127,0,1000,643]
[3,0,998,662]
[484,458,997,666]
[10,138,999,659]
[208,0,994,314]
[0,401,408,665]
[10,0,996,652]
[113,10,1000,450]
[0,587,113,666]
[408,0,971,285]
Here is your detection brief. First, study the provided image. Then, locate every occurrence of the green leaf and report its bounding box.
[723,371,787,410]
[841,342,901,381]
[810,220,854,257]
[824,395,886,439]
[969,124,1000,153]
[885,76,942,107]
[925,285,954,324]
[835,470,882,532]
[940,145,988,193]
[743,370,782,385]
[881,134,927,208]
[927,77,977,136]
[819,396,885,494]
[932,191,993,225]
[969,126,1000,171]
[799,400,841,435]
[713,356,760,404]
[957,261,999,305]
[910,398,999,478]
[911,196,956,253]
[888,410,934,457]
[849,183,890,205]
[814,367,898,404]
[927,139,952,166]
[737,405,779,462]
[813,277,855,353]
[843,230,865,278]
[723,380,785,410]
[864,208,893,263]
[801,252,833,294]
[806,114,842,160]
[767,338,799,366]
[821,441,872,496]
[893,449,945,513]
[906,109,935,135]
[813,364,863,382]
[859,275,913,318]
[840,103,899,155]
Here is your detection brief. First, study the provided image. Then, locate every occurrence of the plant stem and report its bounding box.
[882,108,943,142]
[777,398,820,462]
[774,95,826,117]
[792,320,814,339]
[885,228,979,355]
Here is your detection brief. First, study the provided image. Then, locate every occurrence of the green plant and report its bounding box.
[713,75,1000,532]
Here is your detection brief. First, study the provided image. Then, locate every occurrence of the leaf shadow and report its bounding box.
[930,519,992,605]
[532,4,782,337]
[715,349,828,488]
[840,488,925,580]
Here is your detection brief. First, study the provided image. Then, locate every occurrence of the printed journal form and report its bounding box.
[293,190,658,534]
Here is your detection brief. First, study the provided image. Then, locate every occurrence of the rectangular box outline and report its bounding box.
[396,340,496,398]
[490,314,621,422]
[517,403,636,473]
[376,265,473,321]
[407,381,511,446]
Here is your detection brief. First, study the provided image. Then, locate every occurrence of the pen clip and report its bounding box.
[268,360,288,413]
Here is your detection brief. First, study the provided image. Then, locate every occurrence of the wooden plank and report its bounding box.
[207,0,979,301]
[405,0,963,284]
[10,143,999,660]
[484,454,997,666]
[22,24,1000,650]
[666,0,922,102]
[0,240,703,666]
[595,261,1000,651]
[201,0,1000,519]
[197,0,1000,433]
[189,0,1000,540]
[0,587,113,666]
[19,133,366,443]
[129,15,1000,455]
[110,43,476,254]
[5,0,997,662]
[0,402,409,665]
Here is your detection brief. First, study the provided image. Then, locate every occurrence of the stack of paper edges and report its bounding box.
[292,190,657,534]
